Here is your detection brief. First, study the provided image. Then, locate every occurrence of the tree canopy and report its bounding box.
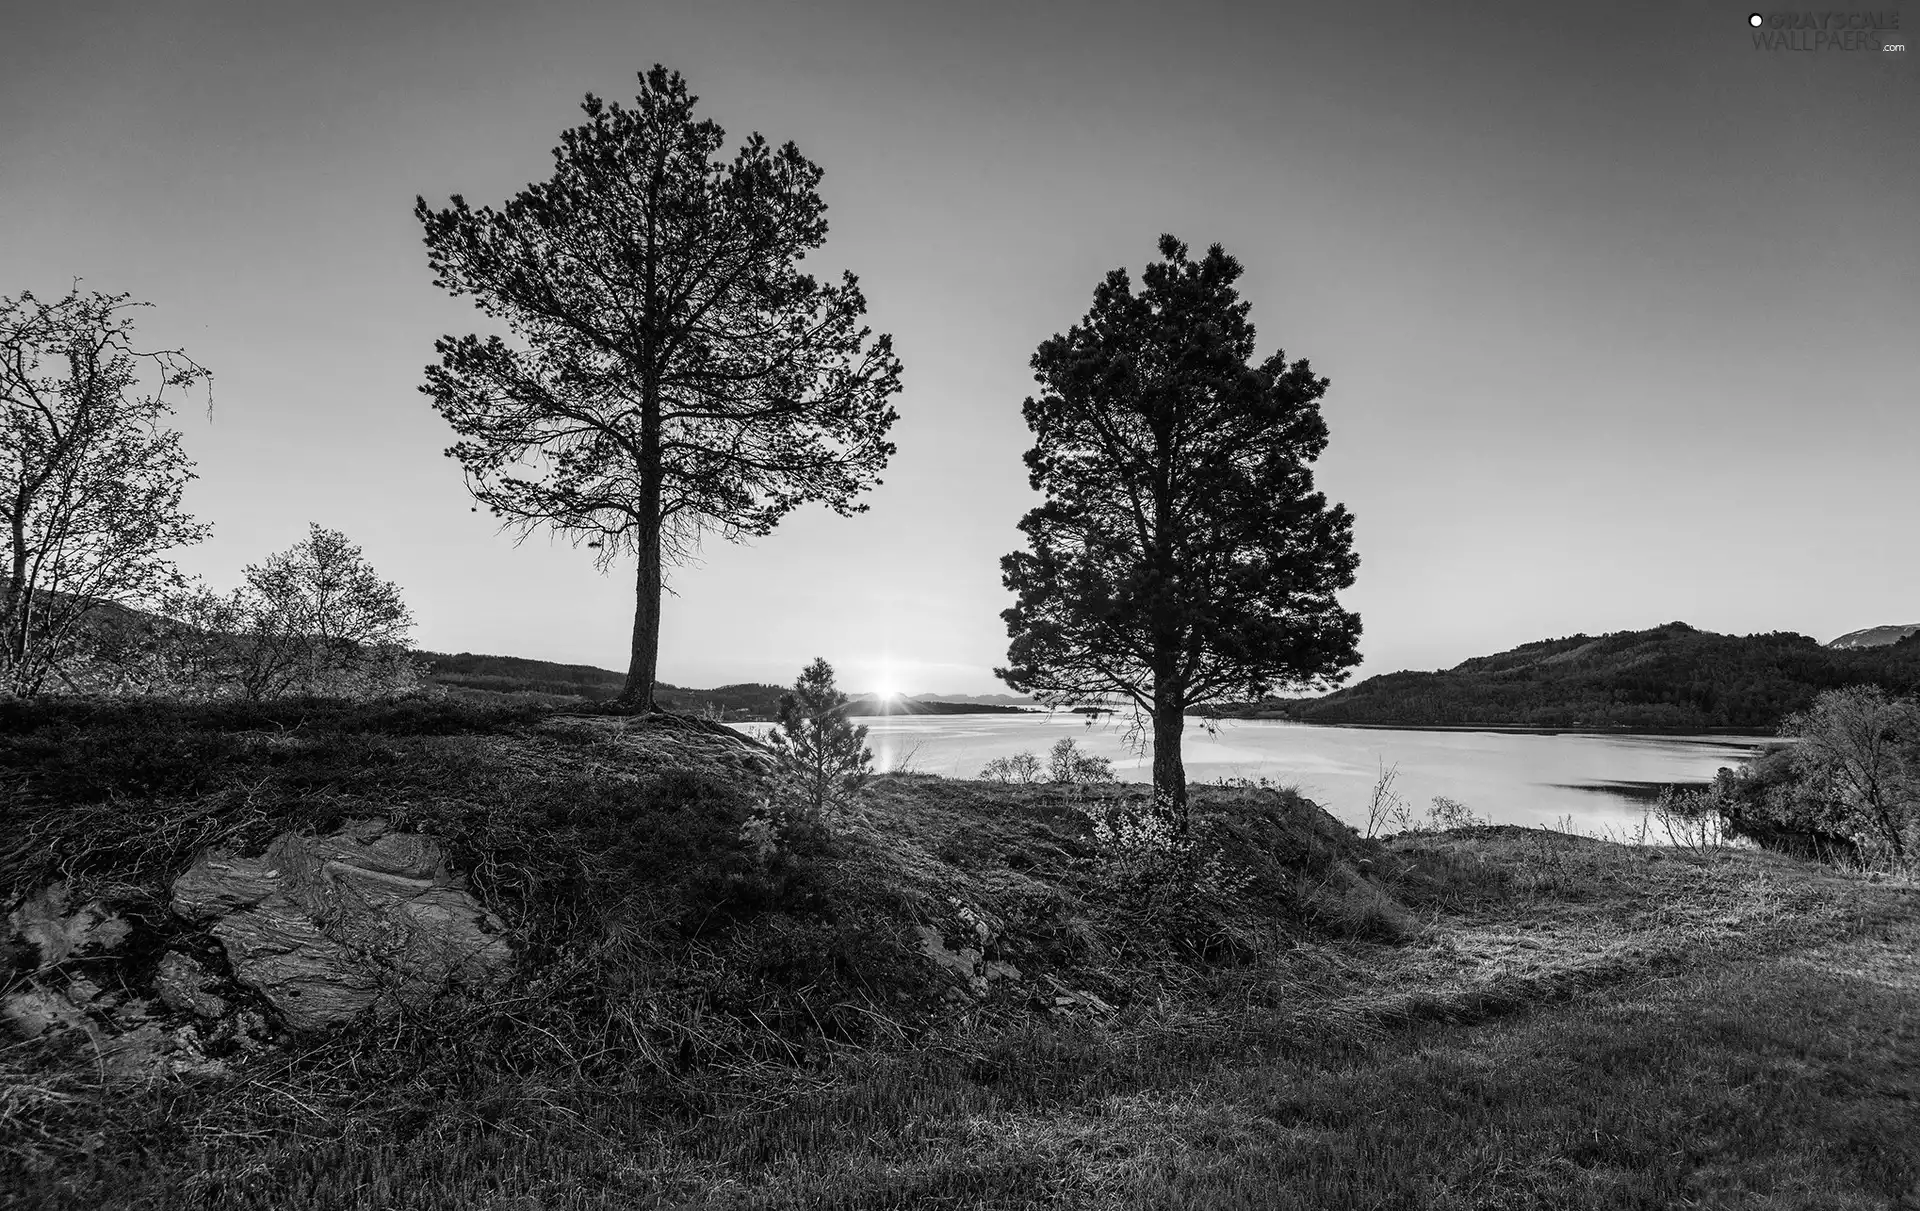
[998,235,1361,825]
[417,66,902,709]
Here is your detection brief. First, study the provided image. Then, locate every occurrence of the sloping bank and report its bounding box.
[0,697,1909,1209]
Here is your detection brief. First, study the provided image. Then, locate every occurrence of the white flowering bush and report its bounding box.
[1086,796,1253,954]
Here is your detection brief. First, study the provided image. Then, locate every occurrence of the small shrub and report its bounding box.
[766,657,872,825]
[980,751,1044,783]
[1047,736,1115,784]
[1386,795,1489,836]
[1653,785,1725,854]
[1083,795,1256,958]
[1426,796,1487,830]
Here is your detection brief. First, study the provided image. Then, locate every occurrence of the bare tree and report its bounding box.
[0,288,210,694]
[236,525,416,700]
[155,525,416,700]
[417,67,902,710]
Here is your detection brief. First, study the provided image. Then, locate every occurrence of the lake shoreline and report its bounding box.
[749,714,1781,835]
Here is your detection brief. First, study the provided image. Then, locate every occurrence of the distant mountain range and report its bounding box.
[1827,623,1920,650]
[1205,622,1920,731]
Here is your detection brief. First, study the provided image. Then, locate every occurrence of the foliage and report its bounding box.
[416,66,902,707]
[0,288,211,695]
[1045,736,1114,784]
[1779,686,1919,862]
[147,525,418,701]
[1651,785,1726,854]
[1279,621,1920,730]
[1708,687,1920,868]
[766,657,873,824]
[1083,799,1254,953]
[998,235,1361,831]
[1710,746,1858,863]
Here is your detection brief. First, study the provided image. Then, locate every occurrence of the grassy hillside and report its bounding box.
[1,696,1914,1207]
[1226,622,1920,730]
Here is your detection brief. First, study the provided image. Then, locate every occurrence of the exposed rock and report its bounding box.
[152,951,231,1019]
[7,883,131,969]
[1042,974,1114,1017]
[0,981,226,1081]
[916,924,987,997]
[1,985,91,1037]
[91,1020,230,1081]
[170,819,512,1033]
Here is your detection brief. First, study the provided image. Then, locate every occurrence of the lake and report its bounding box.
[734,714,1780,837]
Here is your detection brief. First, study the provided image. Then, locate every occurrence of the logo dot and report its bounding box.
[1748,12,1763,25]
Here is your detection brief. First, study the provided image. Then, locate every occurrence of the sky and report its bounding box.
[3,0,1914,696]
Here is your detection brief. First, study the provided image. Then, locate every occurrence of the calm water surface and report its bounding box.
[737,714,1778,836]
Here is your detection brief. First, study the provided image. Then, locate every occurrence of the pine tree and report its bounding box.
[999,235,1362,832]
[768,657,874,820]
[417,67,902,710]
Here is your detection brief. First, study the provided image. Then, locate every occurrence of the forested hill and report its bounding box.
[413,650,785,716]
[1271,623,1920,730]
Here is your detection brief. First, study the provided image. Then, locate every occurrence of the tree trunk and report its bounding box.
[620,507,663,710]
[4,511,28,674]
[1150,683,1188,835]
[620,373,665,711]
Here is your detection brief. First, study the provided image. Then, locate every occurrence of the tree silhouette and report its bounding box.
[417,67,903,710]
[998,235,1362,830]
[0,288,210,694]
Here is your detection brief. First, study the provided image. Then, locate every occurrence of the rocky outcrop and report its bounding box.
[7,884,131,968]
[151,951,231,1018]
[169,818,512,1033]
[0,886,241,1081]
[2,820,514,1073]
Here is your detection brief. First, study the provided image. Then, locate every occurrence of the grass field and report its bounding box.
[2,700,1914,1209]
